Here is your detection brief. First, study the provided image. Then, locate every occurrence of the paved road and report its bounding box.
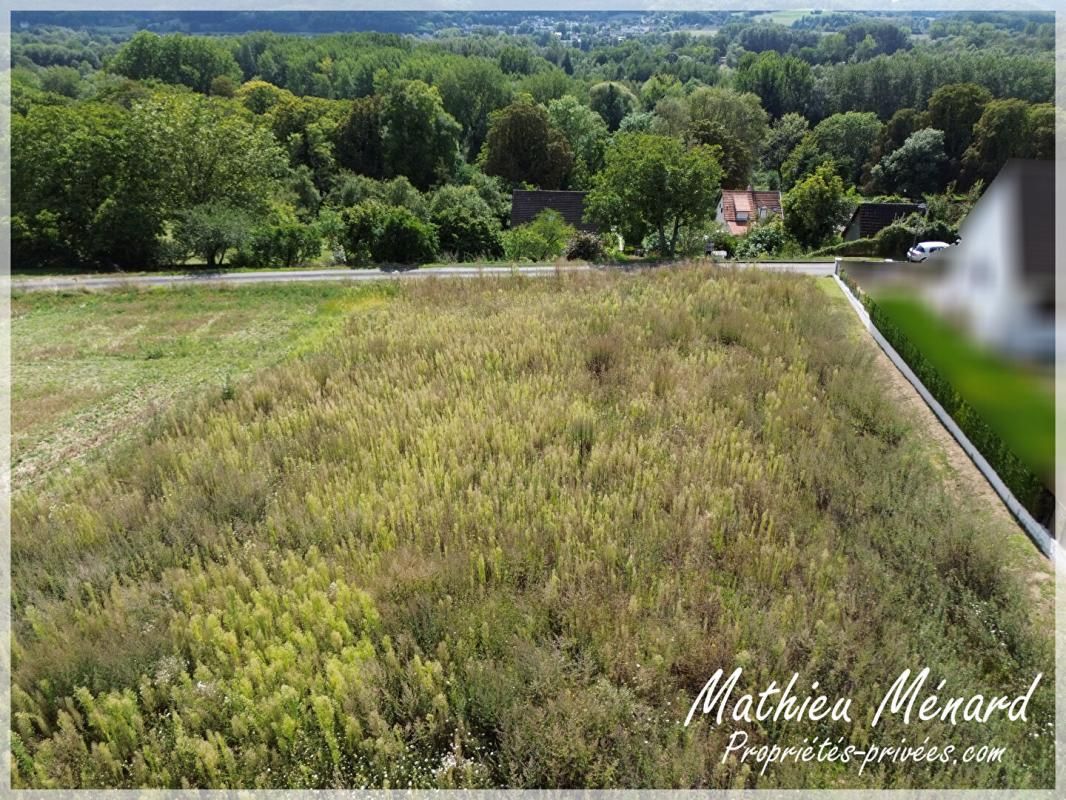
[10,261,836,292]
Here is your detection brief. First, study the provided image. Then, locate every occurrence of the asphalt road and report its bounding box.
[10,261,837,292]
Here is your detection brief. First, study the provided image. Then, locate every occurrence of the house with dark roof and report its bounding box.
[930,159,1053,360]
[716,188,782,236]
[510,190,597,232]
[843,202,922,241]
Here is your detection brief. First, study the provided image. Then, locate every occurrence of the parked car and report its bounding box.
[907,241,952,262]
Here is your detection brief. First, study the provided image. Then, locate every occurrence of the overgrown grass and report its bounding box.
[11,267,1052,789]
[12,282,396,487]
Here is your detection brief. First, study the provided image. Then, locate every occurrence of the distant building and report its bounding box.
[843,202,922,241]
[716,188,782,236]
[931,159,1053,360]
[511,190,597,232]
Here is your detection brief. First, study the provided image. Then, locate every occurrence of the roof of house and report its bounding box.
[511,190,597,232]
[844,202,922,239]
[719,188,782,235]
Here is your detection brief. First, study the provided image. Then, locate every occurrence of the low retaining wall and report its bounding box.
[832,265,1056,559]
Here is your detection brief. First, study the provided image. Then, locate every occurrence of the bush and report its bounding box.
[234,219,322,268]
[735,216,788,259]
[429,185,504,261]
[564,231,604,262]
[341,201,440,267]
[502,209,575,262]
[873,222,918,260]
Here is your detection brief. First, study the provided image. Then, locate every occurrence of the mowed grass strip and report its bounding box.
[11,282,396,487]
[11,267,1052,789]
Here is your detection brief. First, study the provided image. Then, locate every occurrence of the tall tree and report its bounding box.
[129,91,288,212]
[870,128,948,197]
[926,83,992,165]
[547,95,609,186]
[783,163,853,249]
[588,81,638,132]
[435,57,512,160]
[380,79,462,190]
[782,111,881,188]
[13,102,164,268]
[686,87,769,182]
[761,112,809,182]
[961,98,1035,186]
[586,133,723,257]
[734,51,813,119]
[334,95,385,178]
[480,96,574,189]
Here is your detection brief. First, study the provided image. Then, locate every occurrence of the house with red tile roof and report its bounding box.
[716,187,783,236]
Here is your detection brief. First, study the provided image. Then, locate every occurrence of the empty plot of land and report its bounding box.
[11,267,1052,789]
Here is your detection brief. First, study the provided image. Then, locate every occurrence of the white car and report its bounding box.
[907,241,951,262]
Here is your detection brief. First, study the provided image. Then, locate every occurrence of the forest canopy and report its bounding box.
[11,10,1055,270]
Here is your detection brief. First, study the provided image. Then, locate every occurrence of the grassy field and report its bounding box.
[12,283,396,487]
[11,268,1052,789]
[751,10,814,25]
[870,291,1053,486]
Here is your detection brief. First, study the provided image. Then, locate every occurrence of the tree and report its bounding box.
[686,87,769,182]
[481,96,574,189]
[428,185,503,261]
[334,95,385,178]
[782,111,881,188]
[380,79,462,190]
[639,73,684,110]
[926,83,992,164]
[13,102,166,268]
[109,31,242,95]
[435,57,512,160]
[686,119,755,188]
[733,51,813,119]
[961,98,1034,186]
[340,200,439,266]
[761,112,809,181]
[586,133,723,258]
[547,95,609,187]
[783,163,853,250]
[588,81,638,132]
[171,203,254,267]
[129,92,288,213]
[1026,103,1056,162]
[870,128,948,198]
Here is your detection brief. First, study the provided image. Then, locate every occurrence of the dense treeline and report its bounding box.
[12,11,1055,270]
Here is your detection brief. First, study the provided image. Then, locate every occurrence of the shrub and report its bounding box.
[429,185,503,261]
[874,222,918,260]
[233,216,323,268]
[734,216,788,259]
[502,209,575,262]
[340,201,440,267]
[564,231,604,262]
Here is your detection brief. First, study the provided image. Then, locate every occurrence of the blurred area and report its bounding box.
[838,158,1054,496]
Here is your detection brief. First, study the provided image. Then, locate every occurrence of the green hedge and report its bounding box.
[839,269,1055,524]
